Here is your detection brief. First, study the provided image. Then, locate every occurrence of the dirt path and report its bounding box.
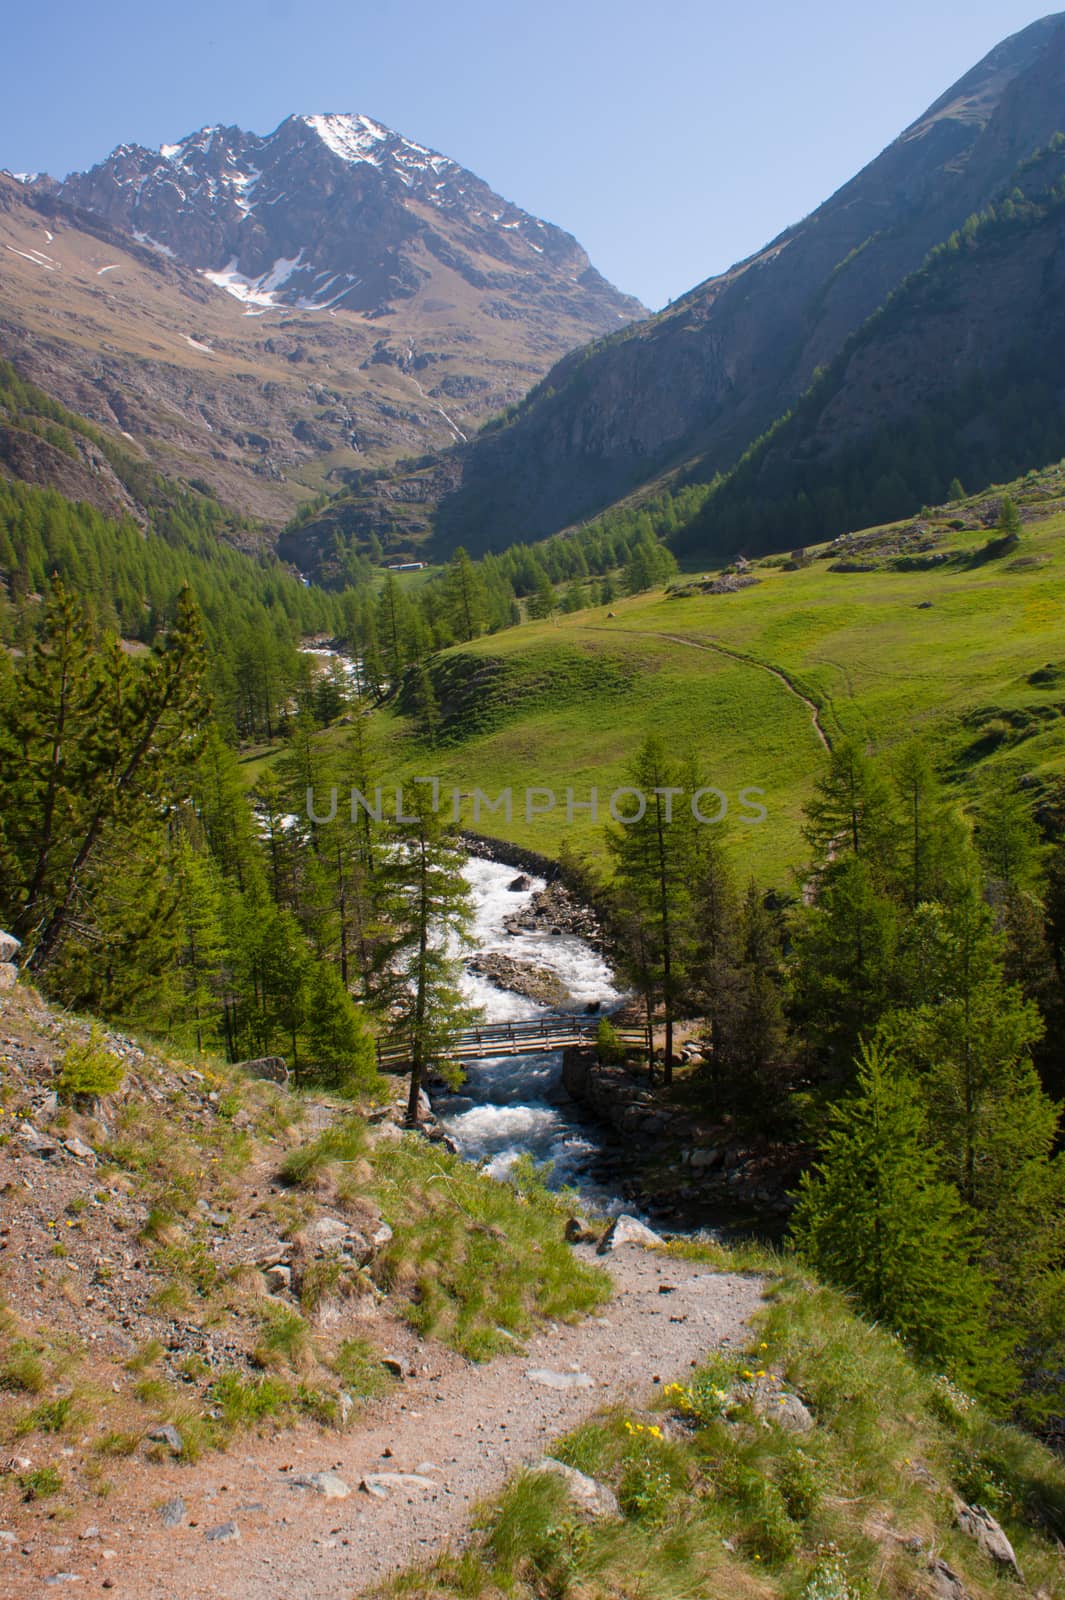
[5,1249,762,1599]
[588,624,833,752]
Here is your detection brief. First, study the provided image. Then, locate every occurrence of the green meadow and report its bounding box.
[371,511,1065,880]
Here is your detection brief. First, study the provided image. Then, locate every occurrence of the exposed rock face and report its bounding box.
[52,115,644,330]
[405,14,1065,553]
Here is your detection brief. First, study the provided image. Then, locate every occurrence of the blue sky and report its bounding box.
[2,2,1055,309]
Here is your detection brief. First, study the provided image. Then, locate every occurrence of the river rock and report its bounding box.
[508,874,533,891]
[530,1458,621,1519]
[595,1215,664,1254]
[465,952,571,1007]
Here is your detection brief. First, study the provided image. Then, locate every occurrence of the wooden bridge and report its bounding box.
[375,1015,645,1069]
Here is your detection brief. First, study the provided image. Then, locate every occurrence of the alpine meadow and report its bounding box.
[2,11,1065,1600]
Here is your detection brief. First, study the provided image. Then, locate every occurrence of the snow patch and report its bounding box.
[133,231,176,259]
[97,264,119,275]
[5,244,57,270]
[203,251,303,307]
[303,112,389,164]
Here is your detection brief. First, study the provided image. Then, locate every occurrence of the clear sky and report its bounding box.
[2,1,1056,310]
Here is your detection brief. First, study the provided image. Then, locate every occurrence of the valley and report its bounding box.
[4,11,1065,1600]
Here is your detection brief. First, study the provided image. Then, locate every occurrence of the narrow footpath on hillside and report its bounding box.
[7,1247,762,1600]
[588,625,833,752]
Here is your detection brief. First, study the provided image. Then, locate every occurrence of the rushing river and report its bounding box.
[431,858,625,1200]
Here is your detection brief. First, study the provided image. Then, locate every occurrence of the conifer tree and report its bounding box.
[791,1039,1008,1398]
[372,790,476,1123]
[608,736,700,1081]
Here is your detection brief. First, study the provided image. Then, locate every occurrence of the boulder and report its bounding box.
[290,1470,351,1499]
[955,1504,1023,1580]
[264,1265,292,1294]
[530,1458,621,1519]
[63,1138,96,1162]
[0,931,20,963]
[928,1560,974,1600]
[595,1214,664,1254]
[236,1055,289,1085]
[359,1472,437,1497]
[508,874,533,891]
[147,1424,183,1455]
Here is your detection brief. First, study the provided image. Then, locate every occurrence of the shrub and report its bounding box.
[596,1017,625,1065]
[20,1465,63,1500]
[57,1026,124,1100]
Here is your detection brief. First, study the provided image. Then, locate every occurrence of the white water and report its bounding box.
[433,858,624,1196]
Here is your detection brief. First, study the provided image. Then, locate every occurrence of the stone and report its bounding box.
[526,1368,594,1390]
[0,931,21,963]
[564,1217,597,1244]
[530,1458,621,1520]
[371,1221,393,1250]
[235,1055,289,1084]
[0,965,17,993]
[63,1138,96,1162]
[595,1214,664,1254]
[290,1471,351,1499]
[16,1124,58,1157]
[264,1265,292,1294]
[928,1559,973,1600]
[204,1522,240,1543]
[159,1497,186,1529]
[955,1504,1023,1579]
[507,874,533,891]
[359,1472,437,1496]
[380,1357,404,1377]
[689,1147,721,1170]
[147,1424,183,1455]
[747,1379,814,1433]
[301,1216,351,1252]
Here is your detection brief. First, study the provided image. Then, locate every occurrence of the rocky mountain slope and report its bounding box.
[346,12,1065,557]
[0,117,643,527]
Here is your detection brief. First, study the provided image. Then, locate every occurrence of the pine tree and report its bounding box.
[607,736,700,1082]
[997,495,1022,536]
[791,1039,1008,1398]
[803,739,898,881]
[372,791,477,1123]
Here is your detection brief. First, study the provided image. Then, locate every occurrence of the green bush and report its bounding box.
[56,1026,124,1100]
[596,1017,625,1065]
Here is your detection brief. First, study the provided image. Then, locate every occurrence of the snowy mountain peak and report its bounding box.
[44,115,646,325]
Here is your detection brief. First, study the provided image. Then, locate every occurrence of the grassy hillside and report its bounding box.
[371,490,1065,879]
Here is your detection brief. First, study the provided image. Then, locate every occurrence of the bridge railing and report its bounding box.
[375,1015,644,1067]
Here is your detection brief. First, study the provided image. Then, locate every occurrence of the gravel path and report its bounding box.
[5,1247,762,1599]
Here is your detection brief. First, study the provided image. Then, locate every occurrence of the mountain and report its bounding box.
[338,12,1065,558]
[46,113,643,331]
[0,116,644,527]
